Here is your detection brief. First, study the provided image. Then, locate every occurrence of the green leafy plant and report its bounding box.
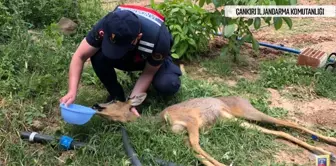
[1,0,76,28]
[195,0,297,62]
[0,1,25,43]
[75,0,106,32]
[258,58,316,89]
[151,0,220,60]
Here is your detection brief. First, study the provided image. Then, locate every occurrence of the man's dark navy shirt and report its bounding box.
[85,16,173,67]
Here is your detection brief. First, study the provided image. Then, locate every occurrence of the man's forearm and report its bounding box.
[68,55,85,94]
[130,73,154,98]
[68,38,99,94]
[129,62,161,98]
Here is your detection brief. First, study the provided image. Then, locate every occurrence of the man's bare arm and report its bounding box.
[60,38,99,105]
[129,62,161,98]
[68,38,100,93]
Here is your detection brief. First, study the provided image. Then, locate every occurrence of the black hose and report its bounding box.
[20,131,87,150]
[120,126,182,166]
[120,126,142,166]
[325,53,336,71]
[21,131,55,143]
[21,129,183,166]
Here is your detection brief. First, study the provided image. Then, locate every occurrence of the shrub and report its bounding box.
[0,1,25,43]
[72,0,107,42]
[0,23,74,99]
[151,0,220,60]
[195,0,297,62]
[1,0,77,28]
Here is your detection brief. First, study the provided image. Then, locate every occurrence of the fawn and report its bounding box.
[92,92,336,166]
[91,66,336,166]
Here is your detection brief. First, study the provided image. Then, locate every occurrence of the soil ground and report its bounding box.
[268,88,336,166]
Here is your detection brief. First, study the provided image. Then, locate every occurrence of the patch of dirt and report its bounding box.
[57,151,75,165]
[224,79,237,87]
[252,0,336,56]
[30,118,61,135]
[274,139,315,166]
[267,88,336,165]
[206,76,228,84]
[28,107,64,135]
[183,63,208,79]
[31,120,45,131]
[209,36,227,50]
[301,107,336,129]
[235,68,260,81]
[299,0,336,5]
[0,98,5,108]
[208,36,286,70]
[275,142,336,166]
[228,41,282,62]
[267,88,296,114]
[305,40,336,55]
[282,85,317,101]
[267,88,336,128]
[255,31,335,53]
[253,17,336,55]
[295,97,336,127]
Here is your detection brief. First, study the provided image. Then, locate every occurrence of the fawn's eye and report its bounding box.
[92,104,105,111]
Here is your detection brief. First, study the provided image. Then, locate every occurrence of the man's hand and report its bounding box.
[130,107,140,117]
[128,62,161,116]
[60,91,76,107]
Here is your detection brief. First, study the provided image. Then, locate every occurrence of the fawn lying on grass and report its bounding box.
[92,92,336,166]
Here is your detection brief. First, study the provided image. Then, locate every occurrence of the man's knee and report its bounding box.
[152,57,182,96]
[153,73,181,96]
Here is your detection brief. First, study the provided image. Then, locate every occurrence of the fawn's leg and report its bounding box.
[235,102,336,145]
[264,117,336,145]
[240,121,335,158]
[195,154,215,166]
[172,124,215,166]
[186,122,226,166]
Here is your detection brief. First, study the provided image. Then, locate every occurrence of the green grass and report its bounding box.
[2,33,334,166]
[257,56,336,100]
[1,0,336,165]
[4,54,332,165]
[125,118,279,166]
[0,73,283,165]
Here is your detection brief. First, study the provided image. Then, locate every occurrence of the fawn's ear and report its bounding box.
[128,93,147,106]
